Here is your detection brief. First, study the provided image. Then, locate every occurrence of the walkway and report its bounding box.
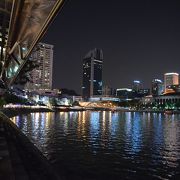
[0,112,62,180]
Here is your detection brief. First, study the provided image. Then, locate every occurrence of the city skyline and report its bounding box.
[43,0,180,93]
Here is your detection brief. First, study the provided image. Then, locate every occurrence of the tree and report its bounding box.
[14,59,39,85]
[0,97,6,107]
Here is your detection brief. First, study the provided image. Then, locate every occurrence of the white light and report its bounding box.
[165,72,179,76]
[154,79,162,83]
[134,80,141,83]
[94,59,103,63]
[116,88,132,92]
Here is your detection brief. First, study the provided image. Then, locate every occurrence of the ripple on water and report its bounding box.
[11,111,180,179]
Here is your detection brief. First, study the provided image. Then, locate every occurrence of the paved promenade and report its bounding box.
[0,112,62,180]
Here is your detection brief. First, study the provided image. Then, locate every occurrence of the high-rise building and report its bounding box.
[132,80,142,92]
[82,48,103,99]
[116,88,133,100]
[26,42,53,90]
[151,79,164,96]
[164,73,179,92]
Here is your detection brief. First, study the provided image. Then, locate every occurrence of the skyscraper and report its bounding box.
[26,42,53,90]
[164,73,179,92]
[82,48,103,99]
[151,79,163,96]
[132,80,142,92]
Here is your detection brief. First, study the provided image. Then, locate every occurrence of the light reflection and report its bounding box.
[102,111,106,133]
[110,112,119,136]
[125,112,142,154]
[163,115,180,167]
[10,111,180,179]
[90,112,100,137]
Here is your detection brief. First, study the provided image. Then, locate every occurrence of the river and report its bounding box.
[11,111,180,179]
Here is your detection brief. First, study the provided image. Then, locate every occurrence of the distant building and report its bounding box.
[141,95,154,105]
[82,48,103,99]
[151,79,164,96]
[138,88,150,97]
[116,88,133,101]
[102,85,114,96]
[26,42,53,90]
[165,84,180,94]
[132,80,142,92]
[154,93,180,105]
[164,73,179,92]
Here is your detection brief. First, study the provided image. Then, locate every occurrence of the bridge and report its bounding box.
[0,0,65,88]
[0,1,65,179]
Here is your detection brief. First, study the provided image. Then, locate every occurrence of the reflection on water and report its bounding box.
[11,111,180,179]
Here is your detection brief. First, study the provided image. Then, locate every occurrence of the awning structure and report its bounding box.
[0,0,65,87]
[0,0,12,76]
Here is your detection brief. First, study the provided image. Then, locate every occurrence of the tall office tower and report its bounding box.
[132,80,142,92]
[164,73,179,91]
[151,79,164,96]
[82,48,103,99]
[26,42,53,90]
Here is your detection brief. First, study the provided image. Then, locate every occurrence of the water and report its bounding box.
[11,111,180,179]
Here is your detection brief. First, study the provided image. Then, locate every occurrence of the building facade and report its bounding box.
[132,80,142,92]
[82,48,103,99]
[116,88,133,100]
[154,94,180,105]
[164,73,179,92]
[26,42,53,90]
[151,79,164,96]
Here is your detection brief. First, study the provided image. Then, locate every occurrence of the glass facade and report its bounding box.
[82,49,103,99]
[151,79,163,96]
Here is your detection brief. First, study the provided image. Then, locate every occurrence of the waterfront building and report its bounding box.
[164,73,179,92]
[141,95,154,105]
[26,42,54,90]
[88,96,120,102]
[132,80,142,92]
[82,48,103,100]
[154,93,180,105]
[151,79,164,96]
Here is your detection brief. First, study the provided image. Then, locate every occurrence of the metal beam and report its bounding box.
[3,0,66,87]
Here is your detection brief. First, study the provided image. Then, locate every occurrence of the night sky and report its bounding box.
[43,0,180,94]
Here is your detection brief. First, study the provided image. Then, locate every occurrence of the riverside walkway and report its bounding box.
[0,112,61,180]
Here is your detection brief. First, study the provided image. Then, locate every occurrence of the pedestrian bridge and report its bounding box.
[0,0,65,88]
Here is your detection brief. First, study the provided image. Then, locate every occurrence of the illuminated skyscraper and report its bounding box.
[26,42,53,90]
[151,79,163,96]
[164,73,179,91]
[132,80,142,92]
[82,48,103,99]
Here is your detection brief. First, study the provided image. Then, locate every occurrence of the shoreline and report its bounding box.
[0,111,61,180]
[1,107,54,118]
[1,106,180,119]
